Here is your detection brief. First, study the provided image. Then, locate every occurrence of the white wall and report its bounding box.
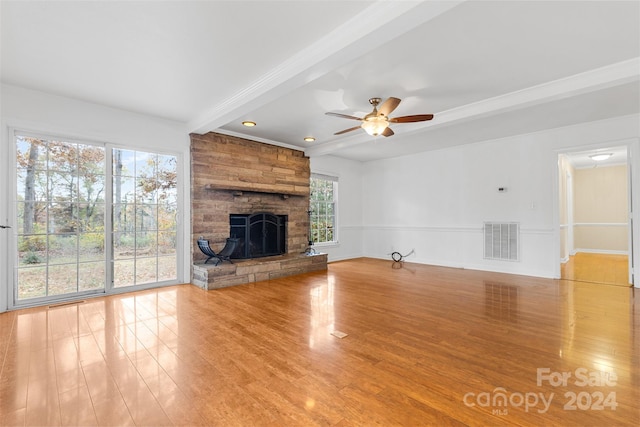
[0,84,191,312]
[310,155,363,262]
[360,114,640,280]
[573,165,628,254]
[1,84,189,151]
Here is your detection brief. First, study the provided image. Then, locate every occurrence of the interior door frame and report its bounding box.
[553,137,639,287]
[566,171,575,258]
[629,139,639,286]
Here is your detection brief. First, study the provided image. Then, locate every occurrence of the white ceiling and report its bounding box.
[2,1,639,162]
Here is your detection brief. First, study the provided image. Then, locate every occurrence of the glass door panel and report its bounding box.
[15,135,106,303]
[112,149,177,288]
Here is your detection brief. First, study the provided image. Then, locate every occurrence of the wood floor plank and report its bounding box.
[0,257,638,426]
[561,253,630,286]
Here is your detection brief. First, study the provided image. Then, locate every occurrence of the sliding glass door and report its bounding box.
[111,149,178,288]
[15,136,106,301]
[13,132,178,307]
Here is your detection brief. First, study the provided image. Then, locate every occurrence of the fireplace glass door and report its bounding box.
[230,213,286,259]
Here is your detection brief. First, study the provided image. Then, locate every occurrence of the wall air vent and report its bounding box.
[484,222,519,261]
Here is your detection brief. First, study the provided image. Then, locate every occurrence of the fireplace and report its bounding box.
[191,133,326,289]
[230,213,287,259]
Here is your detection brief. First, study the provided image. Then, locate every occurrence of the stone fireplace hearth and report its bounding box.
[190,132,327,289]
[192,252,327,290]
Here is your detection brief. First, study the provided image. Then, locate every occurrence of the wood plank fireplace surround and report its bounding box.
[190,132,327,289]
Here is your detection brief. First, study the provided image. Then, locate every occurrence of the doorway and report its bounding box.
[558,146,631,287]
[11,131,180,308]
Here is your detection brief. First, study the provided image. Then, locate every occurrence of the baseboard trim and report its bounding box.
[574,249,628,255]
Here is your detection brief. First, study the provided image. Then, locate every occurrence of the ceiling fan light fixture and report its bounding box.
[326,96,433,137]
[361,116,389,136]
[589,153,613,161]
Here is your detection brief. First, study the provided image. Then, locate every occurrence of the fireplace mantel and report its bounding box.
[203,182,308,197]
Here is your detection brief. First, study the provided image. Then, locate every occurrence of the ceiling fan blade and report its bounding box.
[334,125,362,135]
[325,112,363,121]
[382,127,394,137]
[378,97,401,117]
[389,114,434,123]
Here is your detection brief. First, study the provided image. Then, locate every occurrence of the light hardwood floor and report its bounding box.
[1,258,638,426]
[561,253,630,287]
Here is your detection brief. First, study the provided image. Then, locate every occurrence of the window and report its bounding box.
[310,174,338,244]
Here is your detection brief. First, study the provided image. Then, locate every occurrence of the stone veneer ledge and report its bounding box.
[192,253,328,290]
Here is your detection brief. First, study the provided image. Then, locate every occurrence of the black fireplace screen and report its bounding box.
[229,213,287,259]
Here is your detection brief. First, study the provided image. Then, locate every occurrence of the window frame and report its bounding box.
[309,173,339,246]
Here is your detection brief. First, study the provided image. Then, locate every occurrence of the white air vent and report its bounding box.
[484,222,519,261]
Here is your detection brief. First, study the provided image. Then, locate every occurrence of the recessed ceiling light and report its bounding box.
[589,153,613,161]
[304,137,315,142]
[242,121,256,127]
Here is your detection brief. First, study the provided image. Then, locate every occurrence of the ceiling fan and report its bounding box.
[326,97,434,137]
